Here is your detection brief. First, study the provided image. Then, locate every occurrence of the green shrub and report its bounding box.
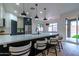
[72,35,79,39]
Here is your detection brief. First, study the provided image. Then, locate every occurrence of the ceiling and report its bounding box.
[2,3,79,20]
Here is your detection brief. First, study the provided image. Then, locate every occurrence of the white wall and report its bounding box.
[58,17,66,40]
[0,4,17,34]
[61,9,79,18]
[0,4,5,31]
[0,4,3,26]
[4,13,17,34]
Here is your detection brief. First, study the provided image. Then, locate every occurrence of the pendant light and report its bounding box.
[43,8,47,20]
[21,3,26,16]
[34,4,39,20]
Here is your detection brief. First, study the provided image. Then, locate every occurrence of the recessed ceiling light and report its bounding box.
[40,11,43,14]
[16,3,20,5]
[14,10,17,13]
[26,12,29,14]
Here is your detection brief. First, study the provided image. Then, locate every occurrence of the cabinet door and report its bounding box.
[25,25,32,34]
[11,20,17,35]
[24,18,32,25]
[28,25,32,34]
[25,25,28,34]
[0,19,3,26]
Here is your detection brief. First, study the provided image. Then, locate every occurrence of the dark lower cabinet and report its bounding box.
[3,18,5,27]
[11,20,17,35]
[0,45,9,56]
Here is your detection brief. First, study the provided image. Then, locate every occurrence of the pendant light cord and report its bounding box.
[23,3,24,11]
[35,4,38,16]
[44,8,46,18]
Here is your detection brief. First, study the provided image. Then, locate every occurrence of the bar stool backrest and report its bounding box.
[56,35,63,41]
[49,37,58,44]
[34,38,47,50]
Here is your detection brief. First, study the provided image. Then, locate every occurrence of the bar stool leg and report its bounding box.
[54,45,57,56]
[60,42,63,49]
[47,49,49,55]
[42,51,46,56]
[58,41,61,52]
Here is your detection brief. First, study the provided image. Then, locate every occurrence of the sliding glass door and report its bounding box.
[66,18,79,43]
[70,21,76,37]
[78,20,79,34]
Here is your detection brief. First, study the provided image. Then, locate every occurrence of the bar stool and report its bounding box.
[56,36,63,51]
[34,38,47,56]
[47,37,58,56]
[9,41,31,56]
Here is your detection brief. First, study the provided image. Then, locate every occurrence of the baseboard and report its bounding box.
[64,40,79,45]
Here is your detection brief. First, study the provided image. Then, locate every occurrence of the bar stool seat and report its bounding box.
[9,41,31,56]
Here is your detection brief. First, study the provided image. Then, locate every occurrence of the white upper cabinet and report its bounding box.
[0,4,4,27]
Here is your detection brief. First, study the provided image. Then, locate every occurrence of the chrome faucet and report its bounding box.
[36,27,39,34]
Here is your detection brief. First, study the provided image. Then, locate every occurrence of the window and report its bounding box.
[70,21,76,37]
[52,23,57,32]
[48,23,57,32]
[37,24,43,32]
[48,24,53,32]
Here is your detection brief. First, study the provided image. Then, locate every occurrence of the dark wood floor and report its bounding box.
[37,42,79,56]
[63,42,79,56]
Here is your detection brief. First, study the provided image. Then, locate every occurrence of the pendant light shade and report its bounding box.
[35,15,39,18]
[21,3,26,16]
[21,11,26,16]
[43,8,47,20]
[43,17,47,20]
[34,4,39,19]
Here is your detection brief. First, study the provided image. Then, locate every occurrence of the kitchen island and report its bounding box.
[0,32,59,56]
[0,33,58,45]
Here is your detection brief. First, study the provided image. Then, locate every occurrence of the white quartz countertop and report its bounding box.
[0,33,58,45]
